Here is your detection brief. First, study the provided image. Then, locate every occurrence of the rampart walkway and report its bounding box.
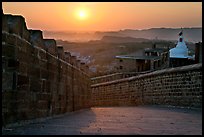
[2,105,202,135]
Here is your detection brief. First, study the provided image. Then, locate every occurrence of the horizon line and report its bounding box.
[42,27,202,32]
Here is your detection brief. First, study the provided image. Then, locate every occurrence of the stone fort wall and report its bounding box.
[2,14,91,126]
[91,63,202,108]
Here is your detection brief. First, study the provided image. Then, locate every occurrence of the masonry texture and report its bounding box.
[91,63,202,107]
[91,71,152,85]
[2,14,91,126]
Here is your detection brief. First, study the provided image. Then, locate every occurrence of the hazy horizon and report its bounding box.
[42,26,202,32]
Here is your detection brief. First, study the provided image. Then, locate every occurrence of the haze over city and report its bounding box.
[2,2,202,31]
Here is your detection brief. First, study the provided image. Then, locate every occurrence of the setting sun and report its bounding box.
[77,10,87,20]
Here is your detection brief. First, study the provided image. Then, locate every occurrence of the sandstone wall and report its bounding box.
[91,71,153,85]
[91,63,202,108]
[2,14,91,126]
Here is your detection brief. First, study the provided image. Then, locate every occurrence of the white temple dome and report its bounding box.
[170,31,189,58]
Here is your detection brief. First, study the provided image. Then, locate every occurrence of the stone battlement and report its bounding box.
[2,13,91,126]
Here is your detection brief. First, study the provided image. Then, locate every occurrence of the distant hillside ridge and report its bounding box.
[43,27,202,43]
[99,36,150,43]
[95,27,202,43]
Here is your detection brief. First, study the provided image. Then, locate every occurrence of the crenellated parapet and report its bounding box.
[2,13,91,126]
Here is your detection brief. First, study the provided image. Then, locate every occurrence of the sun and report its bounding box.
[79,10,86,18]
[77,10,87,20]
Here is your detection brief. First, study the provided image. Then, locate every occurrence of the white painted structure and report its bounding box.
[169,31,192,59]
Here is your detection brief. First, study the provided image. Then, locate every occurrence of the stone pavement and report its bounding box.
[2,105,202,135]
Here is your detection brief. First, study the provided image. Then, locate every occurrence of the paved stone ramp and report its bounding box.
[2,106,202,135]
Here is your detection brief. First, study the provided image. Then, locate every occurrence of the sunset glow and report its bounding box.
[78,10,87,20]
[2,2,202,31]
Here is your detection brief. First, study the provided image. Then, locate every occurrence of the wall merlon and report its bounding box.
[3,14,27,38]
[64,51,71,63]
[29,30,44,49]
[57,46,65,60]
[70,55,77,66]
[43,39,58,56]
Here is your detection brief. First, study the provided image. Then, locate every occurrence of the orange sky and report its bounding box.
[2,2,202,31]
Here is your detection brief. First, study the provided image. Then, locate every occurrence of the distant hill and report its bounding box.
[44,27,202,43]
[95,27,202,43]
[43,31,97,42]
[97,36,150,43]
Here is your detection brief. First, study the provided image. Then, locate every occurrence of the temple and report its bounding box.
[169,29,195,67]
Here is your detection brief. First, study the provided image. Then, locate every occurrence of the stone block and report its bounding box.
[22,28,30,42]
[16,109,29,120]
[18,62,28,74]
[46,81,51,93]
[39,50,47,60]
[2,111,18,126]
[17,74,29,86]
[41,69,48,79]
[39,60,47,69]
[25,44,34,55]
[6,34,17,45]
[16,38,24,48]
[41,79,47,92]
[2,33,7,42]
[2,15,9,32]
[30,55,40,65]
[50,83,57,94]
[30,79,41,92]
[2,57,7,71]
[29,66,41,78]
[36,109,48,118]
[37,100,49,109]
[17,50,30,64]
[2,91,18,104]
[2,72,16,91]
[27,105,38,119]
[2,44,16,58]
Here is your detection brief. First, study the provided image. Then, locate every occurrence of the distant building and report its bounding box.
[115,30,199,73]
[169,30,195,67]
[115,44,169,73]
